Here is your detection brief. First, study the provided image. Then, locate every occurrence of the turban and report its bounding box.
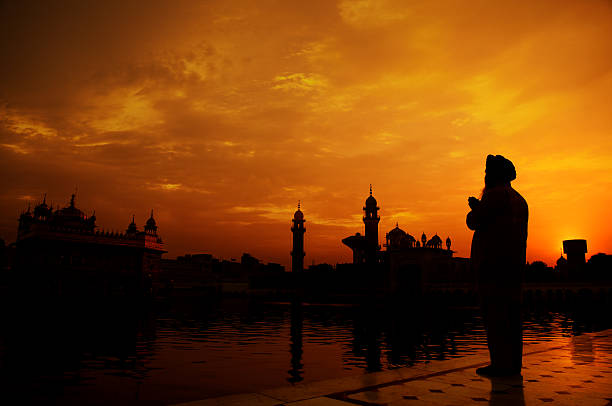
[486,154,516,183]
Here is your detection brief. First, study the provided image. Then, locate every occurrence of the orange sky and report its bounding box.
[1,0,611,268]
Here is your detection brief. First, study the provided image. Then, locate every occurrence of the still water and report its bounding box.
[0,298,608,405]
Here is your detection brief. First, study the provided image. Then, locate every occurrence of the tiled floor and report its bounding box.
[176,330,612,406]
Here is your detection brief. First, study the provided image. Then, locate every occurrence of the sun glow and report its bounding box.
[1,0,611,267]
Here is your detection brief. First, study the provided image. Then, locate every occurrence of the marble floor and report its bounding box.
[176,329,612,406]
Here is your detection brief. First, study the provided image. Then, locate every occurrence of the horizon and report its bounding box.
[2,188,604,269]
[2,1,611,269]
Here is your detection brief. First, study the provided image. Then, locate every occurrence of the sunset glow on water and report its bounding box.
[0,300,607,405]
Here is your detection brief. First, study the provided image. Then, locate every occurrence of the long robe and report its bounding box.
[467,184,528,372]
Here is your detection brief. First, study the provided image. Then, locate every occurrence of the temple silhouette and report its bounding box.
[14,193,165,296]
[342,185,381,265]
[1,189,610,300]
[336,186,471,293]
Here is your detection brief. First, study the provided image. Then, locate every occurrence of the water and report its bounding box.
[0,298,609,405]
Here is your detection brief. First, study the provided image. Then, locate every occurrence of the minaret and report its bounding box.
[291,201,306,273]
[363,185,380,264]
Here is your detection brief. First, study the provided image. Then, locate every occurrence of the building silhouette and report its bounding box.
[563,239,587,267]
[291,202,306,273]
[342,185,381,266]
[15,193,165,296]
[363,185,381,264]
[341,187,471,293]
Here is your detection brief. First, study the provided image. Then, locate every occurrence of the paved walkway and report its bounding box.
[175,329,612,406]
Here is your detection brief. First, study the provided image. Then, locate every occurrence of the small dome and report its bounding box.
[365,184,377,207]
[146,215,156,227]
[293,201,304,220]
[365,194,377,207]
[427,234,443,249]
[145,209,157,230]
[33,194,52,218]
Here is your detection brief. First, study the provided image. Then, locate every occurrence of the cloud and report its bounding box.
[273,73,329,92]
[1,0,611,267]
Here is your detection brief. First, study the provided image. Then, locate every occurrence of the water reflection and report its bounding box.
[288,300,303,383]
[488,375,525,406]
[351,305,383,372]
[571,335,595,364]
[0,298,608,405]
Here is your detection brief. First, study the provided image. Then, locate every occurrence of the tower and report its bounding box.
[291,202,306,273]
[145,210,158,235]
[363,185,380,263]
[563,239,587,267]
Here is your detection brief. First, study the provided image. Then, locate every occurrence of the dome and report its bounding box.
[387,224,417,249]
[56,206,83,219]
[427,234,443,249]
[146,215,156,228]
[365,194,377,207]
[388,224,406,237]
[145,210,158,235]
[430,234,443,244]
[56,194,83,218]
[365,184,377,207]
[34,195,50,218]
[293,201,304,220]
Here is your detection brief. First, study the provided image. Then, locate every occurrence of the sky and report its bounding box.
[1,0,611,268]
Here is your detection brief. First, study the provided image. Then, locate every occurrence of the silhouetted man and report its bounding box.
[467,155,528,376]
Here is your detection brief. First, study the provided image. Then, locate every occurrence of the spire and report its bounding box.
[42,193,47,204]
[70,193,76,208]
[396,221,398,228]
[298,200,301,210]
[369,184,372,196]
[145,209,158,234]
[127,214,138,234]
